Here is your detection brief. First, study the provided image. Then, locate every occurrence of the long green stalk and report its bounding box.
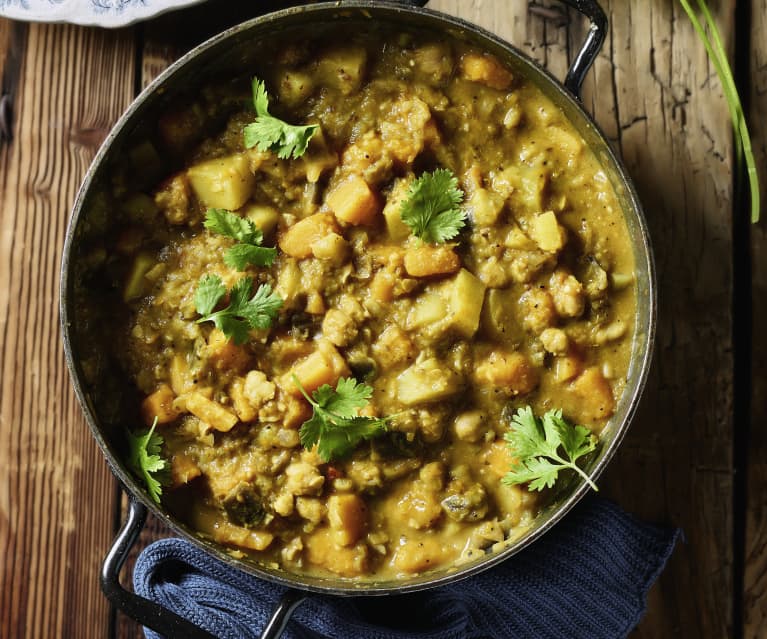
[678,0,760,223]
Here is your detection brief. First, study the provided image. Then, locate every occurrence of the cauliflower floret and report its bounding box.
[284,462,325,497]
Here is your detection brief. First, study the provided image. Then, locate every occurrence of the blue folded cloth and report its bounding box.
[133,496,679,639]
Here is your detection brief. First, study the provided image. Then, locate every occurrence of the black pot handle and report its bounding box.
[556,0,608,99]
[102,495,306,639]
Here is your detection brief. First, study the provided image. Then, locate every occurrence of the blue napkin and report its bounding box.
[133,496,679,639]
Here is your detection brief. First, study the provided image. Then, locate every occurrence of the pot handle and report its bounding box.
[102,496,306,639]
[556,0,608,99]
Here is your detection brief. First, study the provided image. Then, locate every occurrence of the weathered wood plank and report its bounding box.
[744,0,767,636]
[0,21,136,639]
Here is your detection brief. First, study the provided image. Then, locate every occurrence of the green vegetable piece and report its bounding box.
[502,406,598,492]
[127,417,168,504]
[195,275,283,344]
[243,78,318,160]
[399,168,466,243]
[678,0,759,223]
[204,208,277,270]
[294,375,389,462]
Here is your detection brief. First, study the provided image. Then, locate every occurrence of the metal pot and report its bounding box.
[60,1,655,637]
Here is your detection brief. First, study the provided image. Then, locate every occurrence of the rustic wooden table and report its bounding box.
[1,0,765,637]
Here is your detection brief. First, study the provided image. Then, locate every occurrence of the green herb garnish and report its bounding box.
[243,78,318,159]
[204,208,277,270]
[400,168,466,243]
[503,406,598,492]
[195,274,283,344]
[679,0,759,222]
[127,417,167,504]
[294,375,390,462]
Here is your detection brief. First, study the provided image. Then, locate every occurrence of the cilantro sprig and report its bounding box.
[293,375,390,462]
[127,417,168,504]
[502,406,598,492]
[195,275,283,344]
[204,208,277,271]
[243,78,318,160]
[400,168,466,243]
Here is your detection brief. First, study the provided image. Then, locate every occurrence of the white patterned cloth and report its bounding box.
[0,0,206,27]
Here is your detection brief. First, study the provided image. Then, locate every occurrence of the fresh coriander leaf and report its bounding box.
[502,406,598,492]
[204,209,277,271]
[400,168,466,243]
[194,274,227,316]
[224,243,277,270]
[243,78,318,160]
[195,276,283,344]
[293,375,389,462]
[127,417,167,504]
[204,208,262,244]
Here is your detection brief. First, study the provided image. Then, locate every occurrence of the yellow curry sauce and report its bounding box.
[109,30,635,580]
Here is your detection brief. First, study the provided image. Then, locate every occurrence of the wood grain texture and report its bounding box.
[0,21,136,639]
[744,0,767,636]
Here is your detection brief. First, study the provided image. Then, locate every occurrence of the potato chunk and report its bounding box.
[403,245,461,278]
[305,528,369,576]
[396,358,463,405]
[475,350,539,396]
[529,211,567,253]
[327,494,368,546]
[176,392,238,432]
[568,367,615,424]
[326,175,380,226]
[187,153,254,211]
[141,384,180,426]
[460,53,513,90]
[392,536,447,574]
[440,268,487,338]
[283,339,350,395]
[279,212,338,259]
[206,328,251,373]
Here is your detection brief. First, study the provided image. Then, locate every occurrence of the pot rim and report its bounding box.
[60,0,656,596]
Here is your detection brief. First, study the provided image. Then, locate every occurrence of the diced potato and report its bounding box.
[504,227,535,250]
[382,179,413,241]
[440,268,487,338]
[170,453,201,487]
[326,175,380,226]
[316,46,367,95]
[403,245,461,278]
[305,528,369,576]
[311,232,349,264]
[169,353,196,396]
[568,367,615,424]
[327,494,368,546]
[407,290,447,330]
[177,392,238,432]
[529,211,566,253]
[283,339,350,396]
[392,536,447,574]
[396,485,443,530]
[187,153,254,211]
[141,384,180,426]
[452,410,486,443]
[475,350,539,396]
[123,252,156,302]
[466,188,504,226]
[279,213,337,258]
[372,325,415,369]
[460,53,513,90]
[243,204,280,236]
[206,328,251,373]
[369,269,395,303]
[396,358,463,405]
[277,69,314,106]
[554,354,583,382]
[305,291,326,315]
[212,521,274,551]
[482,288,524,342]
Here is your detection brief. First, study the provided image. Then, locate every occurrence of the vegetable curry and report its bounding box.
[81,27,636,580]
